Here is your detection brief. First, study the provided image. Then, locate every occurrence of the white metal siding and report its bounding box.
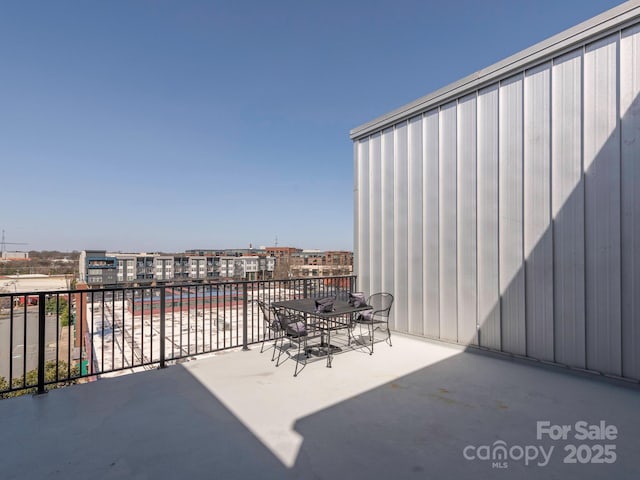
[499,74,526,355]
[439,102,458,342]
[477,85,501,350]
[423,110,440,337]
[408,116,424,335]
[584,34,622,376]
[353,8,640,381]
[356,139,370,295]
[394,122,409,332]
[381,128,395,322]
[457,94,478,345]
[369,133,382,297]
[524,63,554,361]
[552,49,586,368]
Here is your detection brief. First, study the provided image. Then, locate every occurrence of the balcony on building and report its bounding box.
[3,3,640,479]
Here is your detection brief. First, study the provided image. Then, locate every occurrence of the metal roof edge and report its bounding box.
[350,0,640,140]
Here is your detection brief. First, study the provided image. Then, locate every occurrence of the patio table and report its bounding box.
[272,298,372,368]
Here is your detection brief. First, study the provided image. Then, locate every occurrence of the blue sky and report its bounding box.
[0,0,626,253]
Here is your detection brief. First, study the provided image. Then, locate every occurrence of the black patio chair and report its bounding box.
[273,306,310,377]
[257,300,283,361]
[351,292,394,354]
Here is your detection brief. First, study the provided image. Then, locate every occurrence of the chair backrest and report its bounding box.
[367,293,394,317]
[257,300,280,331]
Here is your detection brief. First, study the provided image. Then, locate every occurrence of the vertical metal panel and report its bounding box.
[394,122,409,332]
[499,74,526,355]
[621,24,640,380]
[369,133,382,297]
[584,34,622,376]
[457,94,478,345]
[356,139,370,296]
[477,84,501,350]
[408,115,424,335]
[439,102,458,342]
[423,110,440,337]
[524,63,554,361]
[381,127,395,304]
[354,142,359,281]
[552,49,586,368]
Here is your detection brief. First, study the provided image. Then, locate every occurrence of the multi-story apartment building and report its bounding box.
[325,251,353,267]
[186,248,263,257]
[80,247,351,286]
[172,255,190,281]
[206,256,220,281]
[154,256,174,282]
[135,255,155,282]
[80,249,277,286]
[218,256,275,281]
[189,256,206,280]
[289,250,353,278]
[116,256,136,283]
[79,250,118,285]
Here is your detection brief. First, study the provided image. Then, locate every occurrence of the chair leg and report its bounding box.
[293,342,300,377]
[348,322,357,346]
[387,323,392,347]
[260,326,267,353]
[370,323,374,355]
[354,322,372,354]
[276,335,285,367]
[294,338,304,377]
[271,334,280,361]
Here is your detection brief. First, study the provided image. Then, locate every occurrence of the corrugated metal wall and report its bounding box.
[353,22,640,381]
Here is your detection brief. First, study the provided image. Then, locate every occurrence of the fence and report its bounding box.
[0,275,356,396]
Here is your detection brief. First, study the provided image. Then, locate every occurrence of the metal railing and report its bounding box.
[0,275,356,397]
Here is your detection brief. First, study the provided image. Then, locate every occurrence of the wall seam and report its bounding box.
[582,43,588,370]
[618,29,624,375]
[522,73,528,357]
[497,81,502,352]
[549,60,556,364]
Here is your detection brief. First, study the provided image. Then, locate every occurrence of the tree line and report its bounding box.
[0,251,79,276]
[0,360,80,399]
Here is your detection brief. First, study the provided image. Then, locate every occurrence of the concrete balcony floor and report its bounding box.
[1,332,639,480]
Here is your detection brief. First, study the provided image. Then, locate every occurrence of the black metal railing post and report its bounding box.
[160,288,166,368]
[242,282,248,351]
[36,293,47,395]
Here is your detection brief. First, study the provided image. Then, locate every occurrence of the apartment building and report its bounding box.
[218,256,275,281]
[80,249,276,286]
[154,256,174,282]
[289,250,353,278]
[116,256,136,283]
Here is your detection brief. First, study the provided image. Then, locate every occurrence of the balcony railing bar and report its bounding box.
[22,300,27,389]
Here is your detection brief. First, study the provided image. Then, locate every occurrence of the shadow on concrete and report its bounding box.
[292,346,640,480]
[0,364,288,480]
